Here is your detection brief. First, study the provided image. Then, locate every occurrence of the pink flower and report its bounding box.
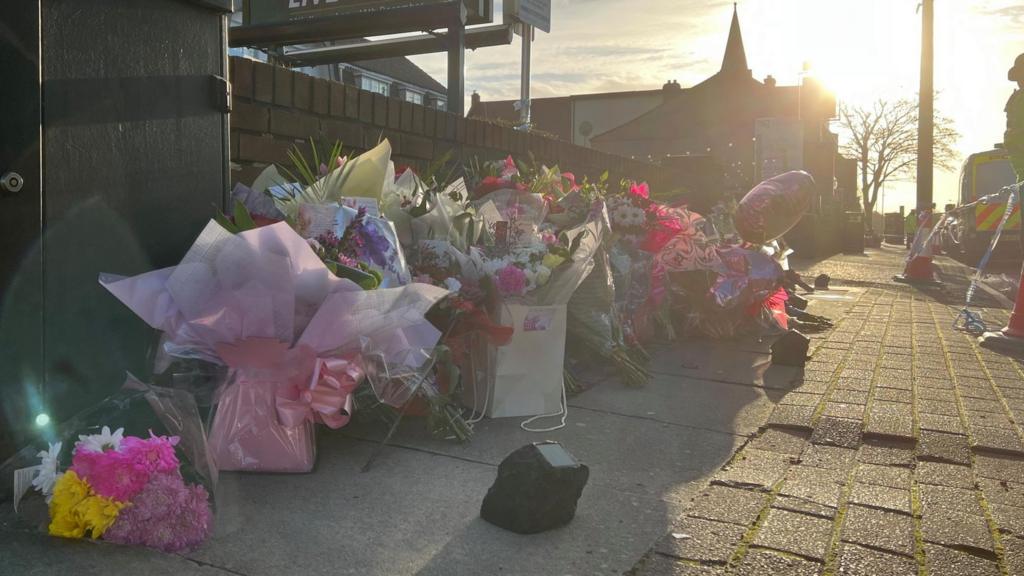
[121,432,180,475]
[629,181,650,199]
[104,472,213,553]
[501,155,518,179]
[495,264,527,297]
[71,450,150,502]
[540,231,558,246]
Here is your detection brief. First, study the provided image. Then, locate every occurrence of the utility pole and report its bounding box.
[518,24,532,129]
[916,0,934,212]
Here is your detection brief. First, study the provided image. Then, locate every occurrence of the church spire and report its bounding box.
[721,3,750,76]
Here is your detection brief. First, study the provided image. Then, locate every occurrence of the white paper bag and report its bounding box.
[482,304,567,418]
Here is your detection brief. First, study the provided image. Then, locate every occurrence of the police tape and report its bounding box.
[954,183,1021,334]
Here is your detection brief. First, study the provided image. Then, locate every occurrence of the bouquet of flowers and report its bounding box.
[8,377,215,553]
[102,220,446,471]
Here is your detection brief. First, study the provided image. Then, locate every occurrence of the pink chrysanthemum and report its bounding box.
[71,449,150,502]
[494,264,527,297]
[104,472,212,553]
[121,432,180,475]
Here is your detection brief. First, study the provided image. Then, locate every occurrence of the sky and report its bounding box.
[408,0,1023,213]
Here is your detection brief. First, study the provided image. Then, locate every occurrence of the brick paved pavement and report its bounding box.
[631,247,1024,576]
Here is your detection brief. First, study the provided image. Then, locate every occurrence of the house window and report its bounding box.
[425,95,446,111]
[404,91,423,105]
[360,76,389,97]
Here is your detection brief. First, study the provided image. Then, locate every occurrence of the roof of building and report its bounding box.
[349,56,447,94]
[589,4,810,145]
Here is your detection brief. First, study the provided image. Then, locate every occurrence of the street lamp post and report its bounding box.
[916,0,934,212]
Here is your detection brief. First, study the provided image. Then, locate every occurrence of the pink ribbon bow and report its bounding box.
[214,338,364,430]
[275,356,363,429]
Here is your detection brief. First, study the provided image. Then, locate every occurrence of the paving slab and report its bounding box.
[798,444,858,472]
[917,430,971,465]
[914,461,975,490]
[654,516,747,564]
[848,482,912,515]
[771,496,836,519]
[918,413,967,435]
[731,548,823,576]
[632,554,725,576]
[752,508,833,561]
[856,439,916,468]
[811,416,863,449]
[747,429,810,456]
[712,448,792,492]
[768,405,816,430]
[919,508,995,554]
[923,544,1001,576]
[970,426,1024,455]
[974,453,1024,481]
[976,477,1024,508]
[989,503,1024,537]
[835,543,918,576]
[779,466,845,508]
[1002,535,1024,576]
[855,463,912,489]
[840,505,915,557]
[684,486,767,527]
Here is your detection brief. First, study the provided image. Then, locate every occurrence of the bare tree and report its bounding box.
[837,97,959,232]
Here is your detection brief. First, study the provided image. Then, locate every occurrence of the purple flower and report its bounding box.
[358,224,393,267]
[494,264,527,297]
[104,472,212,553]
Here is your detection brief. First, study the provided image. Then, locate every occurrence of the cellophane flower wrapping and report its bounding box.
[101,220,447,472]
[5,375,216,553]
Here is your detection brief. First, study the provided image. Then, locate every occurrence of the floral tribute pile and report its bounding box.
[6,131,823,557]
[29,426,211,552]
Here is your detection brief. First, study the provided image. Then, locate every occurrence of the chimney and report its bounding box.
[764,75,776,88]
[471,91,481,108]
[662,80,681,97]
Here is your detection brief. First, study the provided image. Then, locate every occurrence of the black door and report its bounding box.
[0,1,44,462]
[1,0,231,464]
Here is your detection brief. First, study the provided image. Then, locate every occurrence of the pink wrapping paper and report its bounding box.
[102,221,448,472]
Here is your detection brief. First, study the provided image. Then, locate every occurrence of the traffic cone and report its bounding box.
[893,210,942,286]
[978,261,1024,358]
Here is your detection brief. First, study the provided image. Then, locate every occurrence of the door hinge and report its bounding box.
[211,74,232,113]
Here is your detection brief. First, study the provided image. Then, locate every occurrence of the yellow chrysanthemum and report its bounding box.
[49,471,89,518]
[78,495,125,539]
[47,469,125,539]
[48,507,87,539]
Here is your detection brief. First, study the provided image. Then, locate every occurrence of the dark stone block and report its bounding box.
[772,330,810,367]
[480,442,589,534]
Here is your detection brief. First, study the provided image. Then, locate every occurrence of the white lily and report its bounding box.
[76,425,125,453]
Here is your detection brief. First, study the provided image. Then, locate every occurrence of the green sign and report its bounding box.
[246,0,491,27]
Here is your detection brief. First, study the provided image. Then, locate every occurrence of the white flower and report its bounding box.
[32,442,62,500]
[443,277,462,293]
[75,426,124,453]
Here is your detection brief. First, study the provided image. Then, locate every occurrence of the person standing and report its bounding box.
[1006,53,1024,254]
[904,209,918,248]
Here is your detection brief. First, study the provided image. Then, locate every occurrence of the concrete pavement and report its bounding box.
[633,245,1024,576]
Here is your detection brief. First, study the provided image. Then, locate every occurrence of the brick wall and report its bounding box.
[229,56,678,191]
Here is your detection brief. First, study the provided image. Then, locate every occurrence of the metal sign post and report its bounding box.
[519,24,532,129]
[504,0,549,131]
